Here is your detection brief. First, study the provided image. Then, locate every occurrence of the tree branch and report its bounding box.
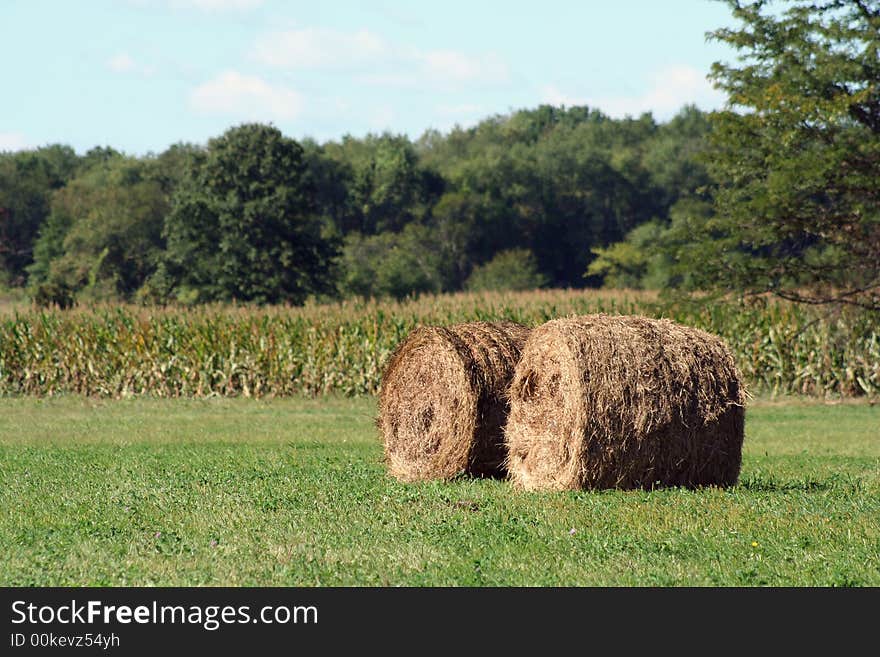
[774,282,880,312]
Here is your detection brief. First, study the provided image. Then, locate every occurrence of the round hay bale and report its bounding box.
[379,320,530,482]
[505,314,745,491]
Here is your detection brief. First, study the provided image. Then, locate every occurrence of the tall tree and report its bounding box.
[295,133,445,239]
[338,223,444,299]
[158,123,338,304]
[681,0,880,309]
[28,156,168,300]
[0,145,79,285]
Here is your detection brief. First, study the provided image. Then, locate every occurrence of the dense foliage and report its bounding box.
[155,124,337,305]
[0,106,711,304]
[602,0,880,308]
[695,0,880,310]
[1,1,876,313]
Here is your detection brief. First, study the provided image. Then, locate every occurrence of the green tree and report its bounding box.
[420,105,676,289]
[465,249,548,292]
[301,138,359,238]
[685,0,880,309]
[26,206,72,288]
[587,221,668,289]
[28,156,168,300]
[642,105,712,208]
[158,123,338,304]
[324,133,443,235]
[530,117,659,286]
[0,145,79,285]
[585,200,711,290]
[338,223,444,299]
[149,143,204,195]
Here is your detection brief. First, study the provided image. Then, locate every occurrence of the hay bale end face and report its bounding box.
[505,314,746,491]
[379,321,530,482]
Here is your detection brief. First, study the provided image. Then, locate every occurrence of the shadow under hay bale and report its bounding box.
[505,314,746,491]
[379,321,530,482]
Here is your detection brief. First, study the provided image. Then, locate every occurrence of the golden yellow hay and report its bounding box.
[505,314,746,490]
[378,321,530,482]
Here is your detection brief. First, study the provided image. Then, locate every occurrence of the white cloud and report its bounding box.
[140,0,264,10]
[252,28,388,70]
[108,53,136,73]
[428,104,486,133]
[253,28,508,89]
[106,52,157,76]
[181,0,262,8]
[436,103,484,116]
[368,105,395,131]
[540,84,587,108]
[189,71,303,121]
[358,49,508,90]
[420,50,508,86]
[585,66,725,119]
[0,132,30,152]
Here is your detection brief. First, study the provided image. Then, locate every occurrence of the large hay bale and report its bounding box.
[505,314,745,491]
[379,321,530,482]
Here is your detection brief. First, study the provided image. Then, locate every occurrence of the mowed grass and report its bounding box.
[0,396,877,586]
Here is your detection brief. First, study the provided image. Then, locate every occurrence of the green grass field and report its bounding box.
[1,396,877,586]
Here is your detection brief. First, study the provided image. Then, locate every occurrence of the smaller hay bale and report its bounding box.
[505,314,746,491]
[379,320,530,482]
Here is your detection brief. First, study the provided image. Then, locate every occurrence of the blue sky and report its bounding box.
[1,0,739,155]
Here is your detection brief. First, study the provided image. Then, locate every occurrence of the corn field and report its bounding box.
[0,290,877,398]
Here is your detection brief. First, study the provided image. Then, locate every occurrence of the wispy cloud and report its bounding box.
[252,28,389,70]
[189,71,302,121]
[174,0,263,9]
[253,28,509,89]
[368,105,395,131]
[108,53,136,73]
[540,84,587,108]
[358,49,508,90]
[428,103,486,133]
[419,50,508,86]
[107,52,156,76]
[436,103,484,116]
[0,132,30,152]
[583,65,724,118]
[131,0,264,11]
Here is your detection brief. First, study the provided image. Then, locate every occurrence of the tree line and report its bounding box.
[0,105,712,305]
[1,0,878,310]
